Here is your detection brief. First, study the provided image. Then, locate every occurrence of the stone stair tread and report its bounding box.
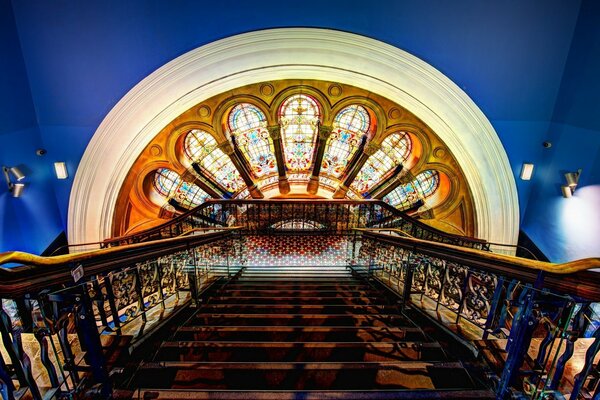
[134,360,476,391]
[133,389,495,399]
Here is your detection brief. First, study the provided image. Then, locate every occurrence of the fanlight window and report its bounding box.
[228,103,277,177]
[271,219,326,231]
[184,129,245,194]
[154,168,210,209]
[322,105,370,178]
[279,94,321,172]
[351,132,411,194]
[383,170,440,210]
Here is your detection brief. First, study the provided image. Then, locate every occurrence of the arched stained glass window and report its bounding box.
[228,103,277,177]
[350,132,411,194]
[279,94,320,171]
[383,170,440,210]
[154,168,210,209]
[321,105,370,178]
[184,129,245,194]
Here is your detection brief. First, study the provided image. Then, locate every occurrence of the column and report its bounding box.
[333,142,380,199]
[219,141,264,199]
[306,125,332,194]
[267,125,290,194]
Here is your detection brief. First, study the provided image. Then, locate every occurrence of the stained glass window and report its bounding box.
[321,105,370,178]
[383,170,440,210]
[228,103,277,177]
[154,168,210,209]
[350,132,411,194]
[279,94,320,172]
[184,129,245,194]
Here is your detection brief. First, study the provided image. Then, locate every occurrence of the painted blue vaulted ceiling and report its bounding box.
[1,0,599,263]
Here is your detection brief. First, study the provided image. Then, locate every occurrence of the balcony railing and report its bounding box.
[350,229,600,399]
[1,200,599,399]
[0,228,243,399]
[103,199,489,250]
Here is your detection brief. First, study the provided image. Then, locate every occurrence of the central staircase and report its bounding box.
[130,265,493,399]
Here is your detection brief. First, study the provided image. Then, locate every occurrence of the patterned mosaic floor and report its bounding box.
[244,235,351,266]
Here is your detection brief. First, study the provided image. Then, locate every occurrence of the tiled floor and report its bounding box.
[244,235,351,266]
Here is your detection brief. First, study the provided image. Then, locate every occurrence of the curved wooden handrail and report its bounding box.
[357,229,600,274]
[99,199,487,247]
[0,227,240,268]
[48,227,239,255]
[357,229,600,300]
[0,228,240,297]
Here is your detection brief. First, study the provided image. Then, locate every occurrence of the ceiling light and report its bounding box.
[54,162,68,179]
[520,163,534,180]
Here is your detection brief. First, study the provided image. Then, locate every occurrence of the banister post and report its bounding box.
[496,271,545,399]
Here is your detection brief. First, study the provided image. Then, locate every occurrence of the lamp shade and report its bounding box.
[10,166,25,181]
[565,172,579,187]
[12,183,25,198]
[561,185,572,198]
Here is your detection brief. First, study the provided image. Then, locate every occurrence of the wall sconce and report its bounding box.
[561,169,582,198]
[54,161,68,179]
[520,163,534,180]
[2,166,26,197]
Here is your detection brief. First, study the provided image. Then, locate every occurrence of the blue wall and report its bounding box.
[2,0,599,261]
[0,0,63,254]
[521,1,600,263]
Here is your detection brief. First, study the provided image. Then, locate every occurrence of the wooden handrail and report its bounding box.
[357,229,600,300]
[0,228,240,297]
[99,199,487,247]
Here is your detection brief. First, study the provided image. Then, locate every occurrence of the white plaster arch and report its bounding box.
[68,28,519,246]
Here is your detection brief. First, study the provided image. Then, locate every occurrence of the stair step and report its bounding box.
[209,296,379,305]
[219,290,380,297]
[174,326,425,342]
[134,389,495,399]
[191,313,407,327]
[134,361,476,391]
[156,341,445,362]
[198,304,395,314]
[224,282,373,292]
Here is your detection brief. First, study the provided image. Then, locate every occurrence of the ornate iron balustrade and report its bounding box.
[350,230,600,400]
[104,199,489,250]
[0,229,243,400]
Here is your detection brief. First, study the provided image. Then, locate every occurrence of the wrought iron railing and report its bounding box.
[0,229,243,400]
[103,199,489,250]
[350,229,600,400]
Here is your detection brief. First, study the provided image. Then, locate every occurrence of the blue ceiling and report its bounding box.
[1,0,599,262]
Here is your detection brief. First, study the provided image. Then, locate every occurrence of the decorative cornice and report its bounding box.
[68,28,518,247]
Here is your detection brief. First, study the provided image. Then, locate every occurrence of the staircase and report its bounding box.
[131,265,493,399]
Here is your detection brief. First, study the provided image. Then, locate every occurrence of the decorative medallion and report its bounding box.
[433,146,447,159]
[197,105,211,118]
[149,145,163,157]
[260,83,275,96]
[328,84,342,97]
[388,107,402,120]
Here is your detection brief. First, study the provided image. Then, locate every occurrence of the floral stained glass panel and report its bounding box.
[279,94,320,171]
[229,103,277,177]
[383,170,440,210]
[321,105,370,178]
[154,168,211,209]
[350,132,411,194]
[184,129,245,194]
